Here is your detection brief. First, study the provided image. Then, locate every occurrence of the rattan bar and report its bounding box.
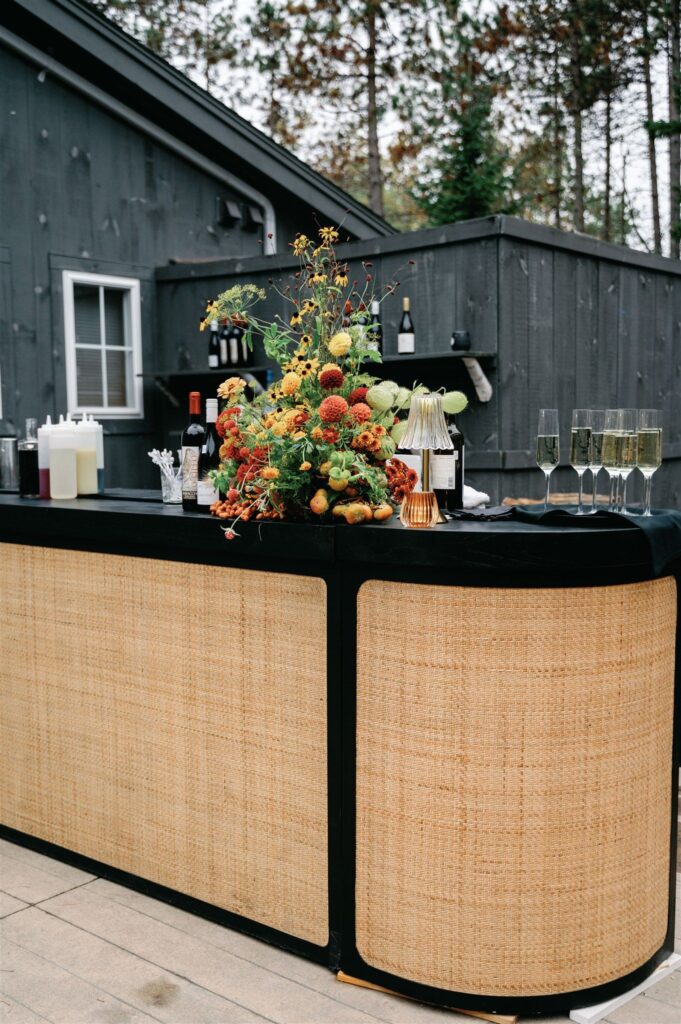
[0,493,678,1016]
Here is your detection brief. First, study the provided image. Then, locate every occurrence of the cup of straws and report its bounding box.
[148,448,182,504]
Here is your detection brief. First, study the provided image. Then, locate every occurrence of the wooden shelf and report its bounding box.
[138,365,269,378]
[380,351,495,362]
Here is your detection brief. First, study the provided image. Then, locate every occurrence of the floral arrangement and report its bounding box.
[200,226,466,538]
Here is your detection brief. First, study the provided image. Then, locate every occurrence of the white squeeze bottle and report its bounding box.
[75,419,98,495]
[49,428,77,500]
[37,415,53,498]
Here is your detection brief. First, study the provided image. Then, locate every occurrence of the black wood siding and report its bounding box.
[156,218,681,508]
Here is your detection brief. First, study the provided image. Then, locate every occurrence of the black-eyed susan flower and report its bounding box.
[292,234,311,255]
[290,312,302,327]
[319,226,339,244]
[334,271,348,286]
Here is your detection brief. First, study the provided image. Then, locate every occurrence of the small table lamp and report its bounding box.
[398,393,452,528]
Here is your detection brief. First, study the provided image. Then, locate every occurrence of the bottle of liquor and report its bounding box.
[18,418,39,498]
[227,320,240,367]
[219,319,230,368]
[196,398,220,512]
[431,417,465,513]
[208,321,220,368]
[181,391,206,511]
[397,297,415,354]
[233,318,250,366]
[368,300,382,353]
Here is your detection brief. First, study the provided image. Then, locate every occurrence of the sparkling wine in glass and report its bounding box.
[536,409,560,510]
[588,410,605,512]
[602,409,622,511]
[637,409,662,517]
[618,408,638,514]
[570,409,592,515]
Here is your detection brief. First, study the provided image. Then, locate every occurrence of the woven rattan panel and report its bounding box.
[356,578,676,996]
[0,543,328,946]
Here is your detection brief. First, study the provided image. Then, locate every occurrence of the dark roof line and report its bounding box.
[3,0,394,239]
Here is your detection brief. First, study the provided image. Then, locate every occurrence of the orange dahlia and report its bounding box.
[319,395,348,423]
[350,402,372,424]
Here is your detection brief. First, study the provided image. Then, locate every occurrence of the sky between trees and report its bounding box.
[91,0,680,258]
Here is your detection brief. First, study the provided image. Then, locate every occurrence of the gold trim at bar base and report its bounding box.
[355,577,676,996]
[0,543,329,947]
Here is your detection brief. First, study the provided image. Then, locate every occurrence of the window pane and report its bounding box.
[105,348,131,406]
[73,285,101,346]
[104,289,126,347]
[76,348,104,405]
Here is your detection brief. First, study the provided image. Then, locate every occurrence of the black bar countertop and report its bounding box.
[0,491,676,585]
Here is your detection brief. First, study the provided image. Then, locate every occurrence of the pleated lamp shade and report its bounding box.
[399,393,452,452]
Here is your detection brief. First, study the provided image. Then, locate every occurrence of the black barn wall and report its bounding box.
[156,218,681,508]
[0,42,363,486]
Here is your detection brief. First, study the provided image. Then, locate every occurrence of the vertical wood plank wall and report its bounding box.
[156,221,681,507]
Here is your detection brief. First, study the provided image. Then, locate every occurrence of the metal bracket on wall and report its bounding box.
[151,375,181,408]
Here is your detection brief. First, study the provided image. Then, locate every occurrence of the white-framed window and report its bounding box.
[62,271,143,418]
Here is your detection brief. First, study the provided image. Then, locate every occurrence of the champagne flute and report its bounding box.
[618,408,638,514]
[536,409,560,510]
[570,409,592,514]
[588,409,605,512]
[637,409,662,517]
[602,409,622,511]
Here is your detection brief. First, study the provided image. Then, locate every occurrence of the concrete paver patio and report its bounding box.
[0,837,679,1024]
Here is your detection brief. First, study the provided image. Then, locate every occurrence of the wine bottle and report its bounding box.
[196,398,220,512]
[208,321,220,369]
[226,320,239,367]
[181,391,206,511]
[219,319,230,368]
[232,318,249,367]
[397,297,415,354]
[368,300,382,353]
[432,417,465,513]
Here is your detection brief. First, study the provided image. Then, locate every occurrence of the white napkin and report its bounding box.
[463,484,489,509]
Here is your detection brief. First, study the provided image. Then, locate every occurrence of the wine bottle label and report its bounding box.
[181,446,199,499]
[209,354,219,368]
[219,338,228,365]
[430,451,459,489]
[197,476,219,507]
[397,332,415,354]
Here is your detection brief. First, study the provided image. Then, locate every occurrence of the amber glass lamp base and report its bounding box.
[400,491,440,529]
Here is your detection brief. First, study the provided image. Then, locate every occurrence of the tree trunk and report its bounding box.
[604,91,612,241]
[643,24,662,254]
[366,4,384,218]
[669,0,681,257]
[553,58,562,229]
[573,108,584,231]
[570,33,585,231]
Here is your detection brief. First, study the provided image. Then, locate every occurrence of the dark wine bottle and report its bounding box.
[233,318,250,366]
[368,299,382,353]
[181,391,206,511]
[196,398,221,512]
[219,319,230,368]
[431,417,464,513]
[397,296,414,354]
[208,321,220,369]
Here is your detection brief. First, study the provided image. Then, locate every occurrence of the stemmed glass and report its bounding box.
[536,409,560,510]
[588,410,605,512]
[570,409,591,514]
[602,409,622,511]
[618,409,638,514]
[637,409,662,517]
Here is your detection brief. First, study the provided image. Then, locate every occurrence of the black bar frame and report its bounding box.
[0,511,678,1015]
